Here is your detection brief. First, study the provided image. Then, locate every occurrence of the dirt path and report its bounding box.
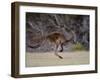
[26,51,89,67]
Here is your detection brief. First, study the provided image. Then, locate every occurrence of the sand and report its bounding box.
[26,51,89,67]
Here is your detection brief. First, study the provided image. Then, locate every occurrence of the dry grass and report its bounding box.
[26,51,89,67]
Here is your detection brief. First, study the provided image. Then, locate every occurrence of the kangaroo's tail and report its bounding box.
[27,36,46,49]
[27,44,41,48]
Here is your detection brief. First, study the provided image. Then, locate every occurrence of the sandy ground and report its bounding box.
[26,51,89,67]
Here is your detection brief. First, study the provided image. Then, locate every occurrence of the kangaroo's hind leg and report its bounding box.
[54,44,63,59]
[59,43,63,52]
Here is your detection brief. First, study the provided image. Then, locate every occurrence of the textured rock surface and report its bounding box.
[26,13,89,52]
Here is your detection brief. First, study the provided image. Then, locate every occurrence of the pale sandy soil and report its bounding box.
[26,51,89,67]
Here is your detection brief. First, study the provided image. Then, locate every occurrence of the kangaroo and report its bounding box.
[28,31,75,59]
[46,32,67,59]
[46,31,75,59]
[27,23,75,59]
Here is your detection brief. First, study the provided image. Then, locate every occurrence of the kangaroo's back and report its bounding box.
[46,32,66,44]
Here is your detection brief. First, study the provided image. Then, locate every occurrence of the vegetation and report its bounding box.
[72,42,86,51]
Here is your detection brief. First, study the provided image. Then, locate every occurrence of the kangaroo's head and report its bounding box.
[60,24,77,44]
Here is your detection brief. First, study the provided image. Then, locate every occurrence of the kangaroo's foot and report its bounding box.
[55,53,63,59]
[58,55,63,59]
